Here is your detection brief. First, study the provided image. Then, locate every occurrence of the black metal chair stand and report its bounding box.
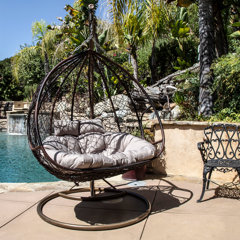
[197,124,240,202]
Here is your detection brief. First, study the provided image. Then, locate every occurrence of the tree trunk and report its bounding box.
[43,50,50,75]
[152,63,200,87]
[130,47,139,82]
[198,0,215,117]
[90,9,107,100]
[213,0,228,57]
[43,50,51,101]
[150,39,158,84]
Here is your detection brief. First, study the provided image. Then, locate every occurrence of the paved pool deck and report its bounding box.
[0,175,239,240]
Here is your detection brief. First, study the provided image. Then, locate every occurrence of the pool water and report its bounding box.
[0,132,58,183]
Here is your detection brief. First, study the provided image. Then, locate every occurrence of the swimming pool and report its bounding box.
[0,132,58,183]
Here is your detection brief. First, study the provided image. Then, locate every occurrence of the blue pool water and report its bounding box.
[0,132,58,183]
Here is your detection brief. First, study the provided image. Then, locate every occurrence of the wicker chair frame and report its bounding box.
[27,5,165,230]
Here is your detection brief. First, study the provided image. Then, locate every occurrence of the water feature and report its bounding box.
[0,132,58,183]
[7,113,27,135]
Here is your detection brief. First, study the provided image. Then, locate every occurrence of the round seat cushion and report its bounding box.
[43,132,156,169]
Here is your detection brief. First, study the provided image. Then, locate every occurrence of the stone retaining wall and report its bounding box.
[0,119,7,131]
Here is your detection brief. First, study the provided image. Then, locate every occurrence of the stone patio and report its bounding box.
[0,175,239,240]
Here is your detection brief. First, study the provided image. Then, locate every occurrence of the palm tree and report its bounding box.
[32,20,60,75]
[145,0,169,83]
[168,0,215,117]
[107,1,143,82]
[213,0,228,57]
[32,20,50,75]
[121,2,146,82]
[108,0,129,41]
[198,0,215,117]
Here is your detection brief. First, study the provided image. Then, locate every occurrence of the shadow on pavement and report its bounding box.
[73,179,193,226]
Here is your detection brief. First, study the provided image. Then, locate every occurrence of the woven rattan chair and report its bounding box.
[27,5,165,230]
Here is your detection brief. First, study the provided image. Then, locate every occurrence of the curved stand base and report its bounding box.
[37,188,151,230]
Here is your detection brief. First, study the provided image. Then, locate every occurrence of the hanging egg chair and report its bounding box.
[27,5,165,230]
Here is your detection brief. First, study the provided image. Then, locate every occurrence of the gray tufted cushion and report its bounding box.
[43,118,156,169]
[43,131,156,169]
[77,132,106,154]
[43,136,68,152]
[54,120,79,136]
[79,119,105,134]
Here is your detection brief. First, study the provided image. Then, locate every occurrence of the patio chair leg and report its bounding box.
[197,166,211,202]
[206,167,213,190]
[90,180,95,197]
[236,168,240,179]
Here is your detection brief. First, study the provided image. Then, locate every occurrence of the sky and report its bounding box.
[0,0,109,61]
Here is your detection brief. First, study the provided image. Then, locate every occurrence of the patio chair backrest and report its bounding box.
[203,124,240,161]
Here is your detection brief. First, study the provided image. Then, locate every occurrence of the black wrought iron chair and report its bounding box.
[197,124,240,202]
[27,6,165,230]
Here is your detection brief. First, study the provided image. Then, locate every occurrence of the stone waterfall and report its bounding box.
[7,114,27,135]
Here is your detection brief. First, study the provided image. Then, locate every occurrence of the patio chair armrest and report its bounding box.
[197,141,207,162]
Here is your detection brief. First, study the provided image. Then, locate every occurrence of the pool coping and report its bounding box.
[0,175,129,193]
[0,174,203,193]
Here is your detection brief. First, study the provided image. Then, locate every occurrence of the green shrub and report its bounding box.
[137,43,152,84]
[111,52,128,65]
[0,58,24,101]
[209,108,240,123]
[212,46,240,113]
[173,45,240,122]
[228,38,240,53]
[173,71,199,120]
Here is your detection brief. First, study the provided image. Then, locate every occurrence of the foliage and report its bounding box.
[33,21,63,70]
[144,0,169,40]
[149,36,197,79]
[121,2,146,52]
[12,46,44,100]
[209,108,240,123]
[173,45,240,122]
[169,7,198,70]
[32,20,48,42]
[111,51,128,65]
[108,0,129,42]
[111,48,149,86]
[211,47,240,113]
[144,0,171,83]
[151,39,178,78]
[131,125,155,143]
[137,43,152,84]
[167,0,195,7]
[230,22,240,38]
[23,84,38,101]
[43,28,66,64]
[0,58,23,101]
[57,0,115,56]
[117,1,148,81]
[228,38,240,53]
[187,3,199,37]
[170,7,190,39]
[2,0,238,119]
[222,1,240,35]
[173,71,199,120]
[56,0,99,53]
